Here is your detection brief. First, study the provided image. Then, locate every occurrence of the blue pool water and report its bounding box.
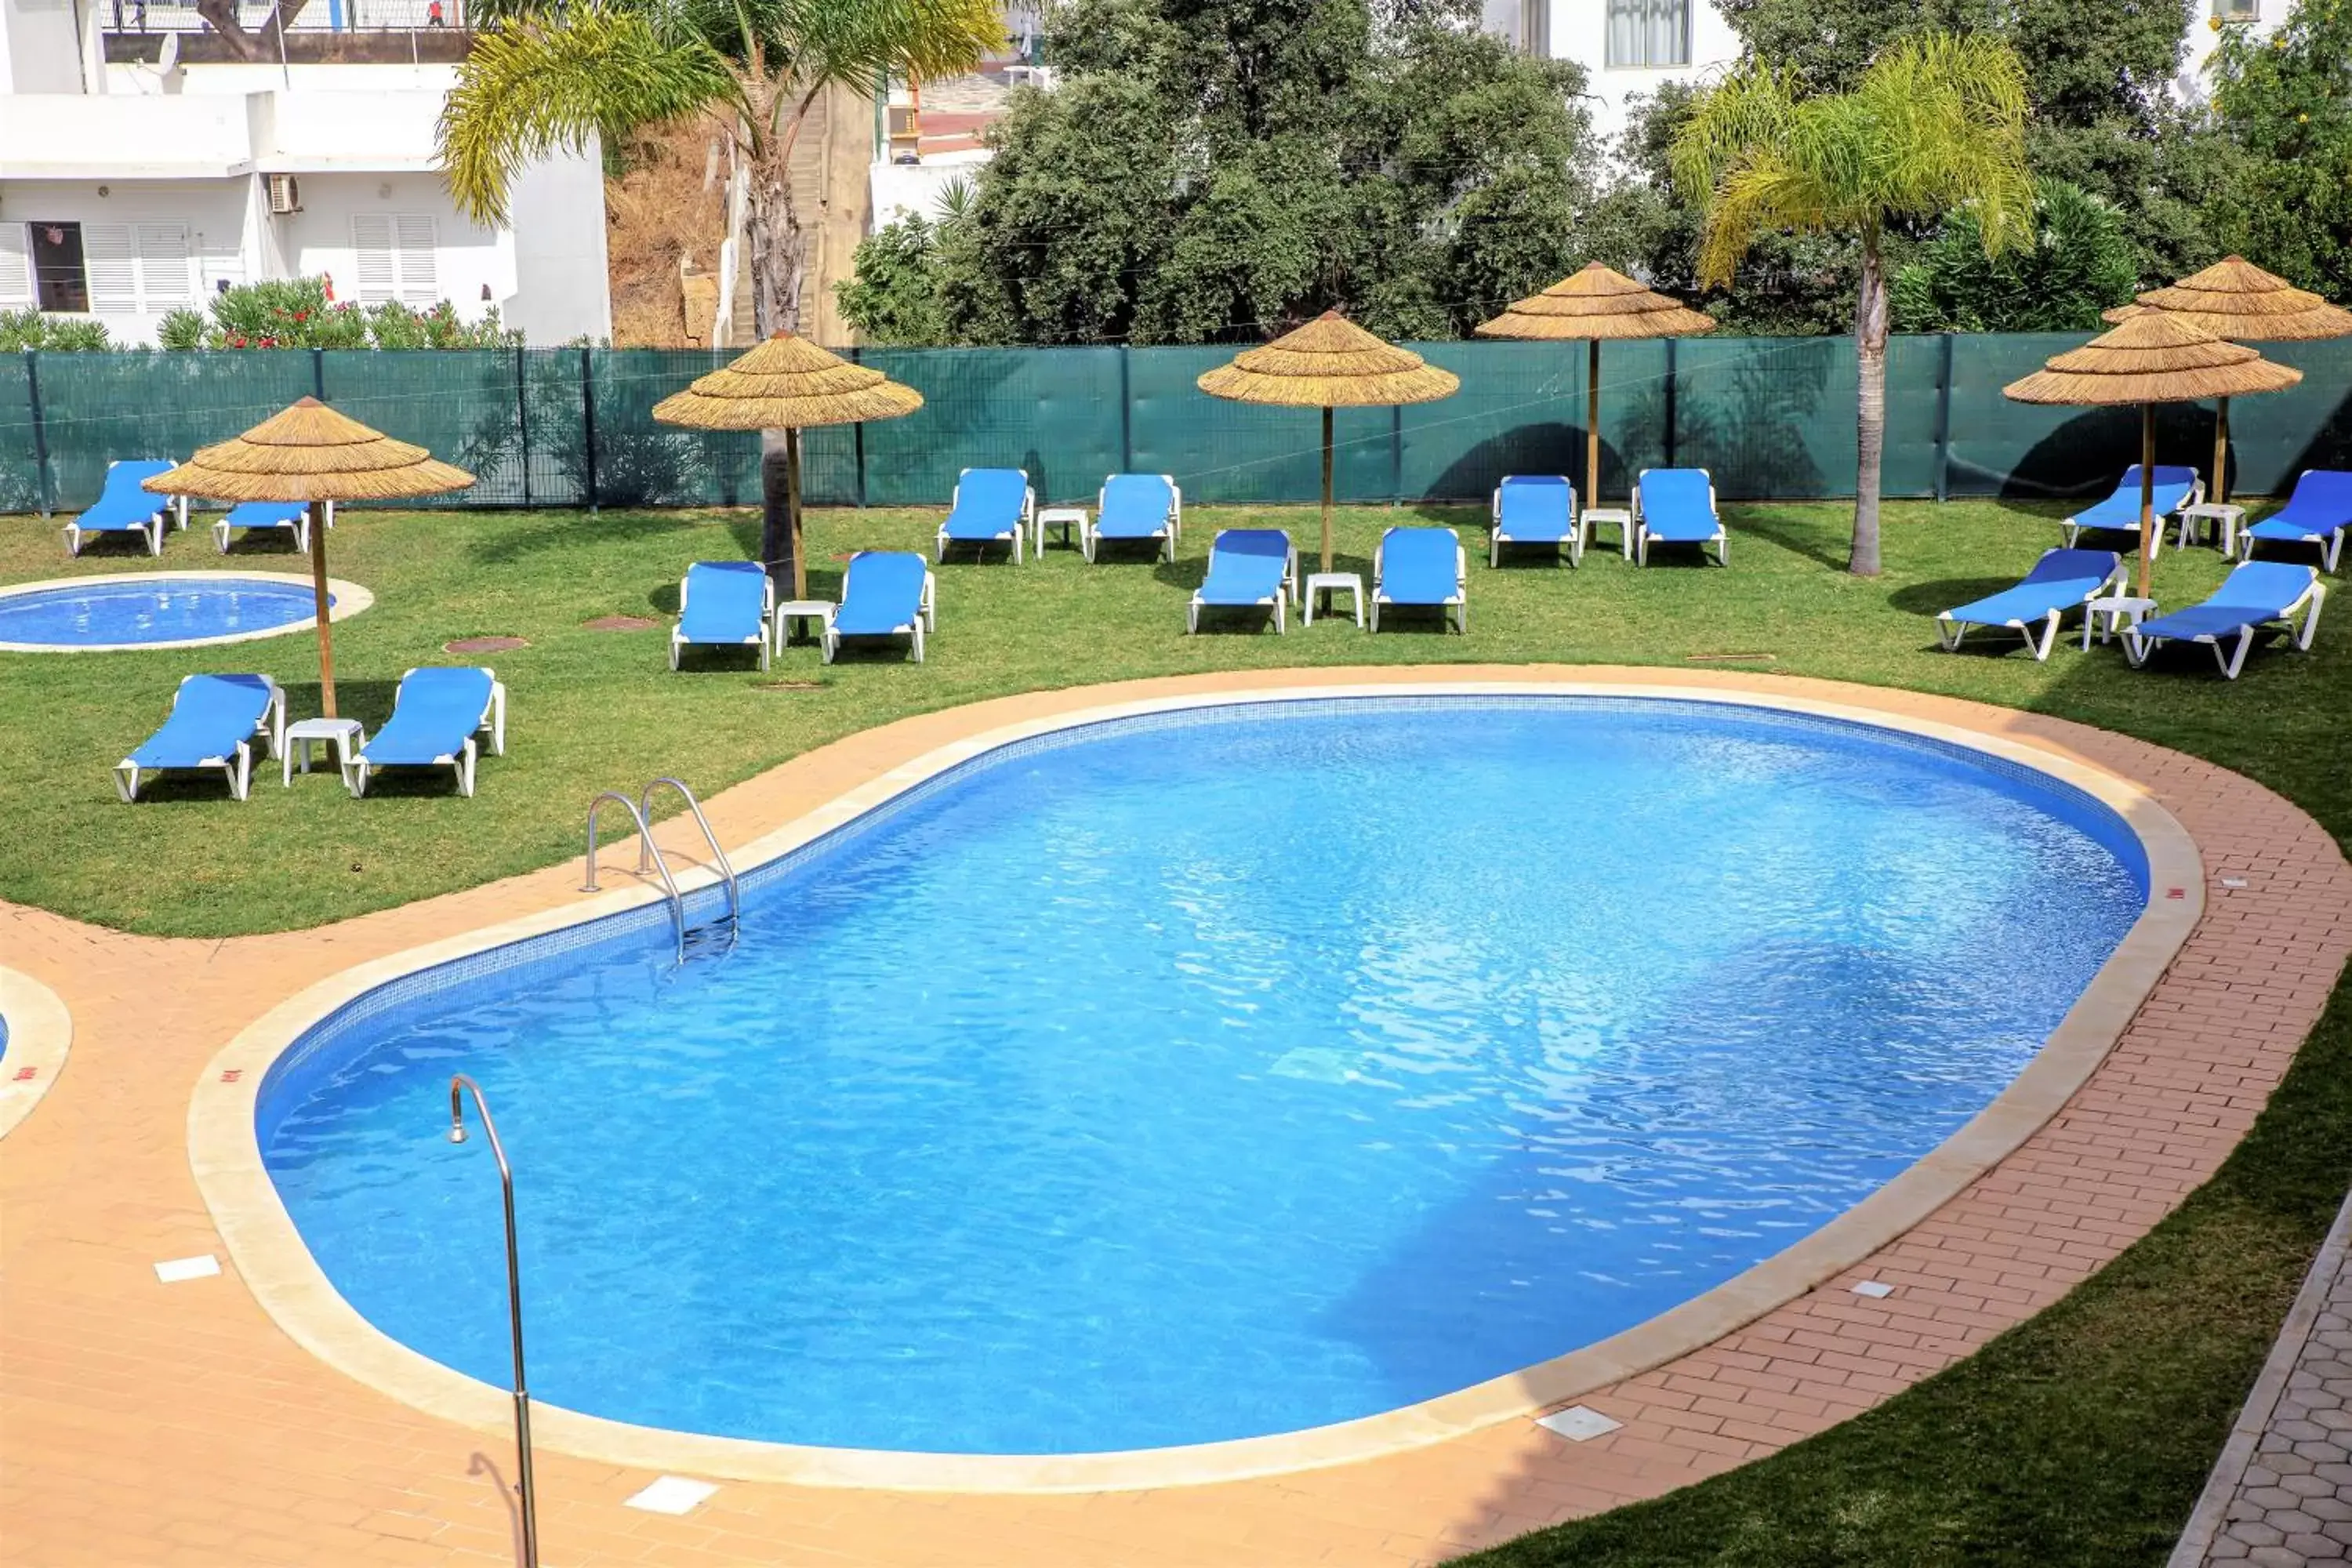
[0,577,323,646]
[260,698,2145,1454]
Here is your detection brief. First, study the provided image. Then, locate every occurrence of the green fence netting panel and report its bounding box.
[10,335,2343,521]
[0,356,38,514]
[858,347,1123,507]
[35,350,316,512]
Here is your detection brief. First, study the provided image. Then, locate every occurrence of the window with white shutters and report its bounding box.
[136,223,192,304]
[354,214,441,305]
[0,224,31,308]
[83,224,139,314]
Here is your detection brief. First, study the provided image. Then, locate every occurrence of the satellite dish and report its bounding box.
[158,31,180,74]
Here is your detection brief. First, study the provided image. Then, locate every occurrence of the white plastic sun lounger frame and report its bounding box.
[1186,536,1298,634]
[1632,471,1727,567]
[935,470,1037,564]
[1370,534,1468,633]
[1489,477,1584,568]
[2237,518,2349,574]
[822,570,937,664]
[1081,475,1183,564]
[2122,579,2328,681]
[113,676,285,803]
[213,499,335,555]
[1933,558,2129,661]
[2059,473,2204,559]
[66,492,187,557]
[345,671,508,798]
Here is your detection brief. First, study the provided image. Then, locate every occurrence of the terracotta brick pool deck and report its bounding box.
[3,665,2347,1568]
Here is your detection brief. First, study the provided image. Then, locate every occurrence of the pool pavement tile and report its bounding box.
[5,666,2350,1567]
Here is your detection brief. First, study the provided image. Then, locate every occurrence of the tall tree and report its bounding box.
[437,0,998,584]
[2201,0,2352,300]
[1672,34,2034,576]
[877,0,1597,345]
[1892,179,2137,332]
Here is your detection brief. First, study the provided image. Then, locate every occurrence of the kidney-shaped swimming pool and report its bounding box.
[259,696,2147,1455]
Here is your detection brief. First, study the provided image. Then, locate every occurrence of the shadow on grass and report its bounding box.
[1730,506,1851,572]
[466,508,741,568]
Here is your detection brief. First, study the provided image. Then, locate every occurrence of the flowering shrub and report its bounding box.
[156,278,521,351]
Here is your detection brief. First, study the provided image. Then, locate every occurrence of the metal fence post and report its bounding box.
[1663,339,1679,471]
[514,346,532,508]
[579,347,598,514]
[849,346,868,509]
[1391,405,1403,505]
[1119,347,1133,475]
[1933,333,1955,503]
[311,347,325,401]
[24,350,53,517]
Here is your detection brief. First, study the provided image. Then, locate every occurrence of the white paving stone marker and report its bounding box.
[154,1255,221,1283]
[1537,1406,1624,1443]
[624,1475,720,1515]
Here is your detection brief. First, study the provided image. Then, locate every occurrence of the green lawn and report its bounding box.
[4,495,2349,1563]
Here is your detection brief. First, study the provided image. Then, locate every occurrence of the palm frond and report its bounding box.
[437,6,737,226]
[1697,151,1841,288]
[1668,62,1800,210]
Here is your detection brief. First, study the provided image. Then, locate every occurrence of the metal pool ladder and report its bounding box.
[582,779,742,961]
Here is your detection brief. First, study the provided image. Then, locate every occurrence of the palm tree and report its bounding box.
[437,0,998,585]
[1670,34,2034,576]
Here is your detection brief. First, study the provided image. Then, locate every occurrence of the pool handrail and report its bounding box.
[638,777,740,939]
[583,790,687,962]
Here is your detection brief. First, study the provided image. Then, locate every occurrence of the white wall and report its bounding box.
[0,175,247,339]
[2,0,94,95]
[1544,0,1739,145]
[278,170,506,318]
[869,151,989,227]
[503,144,611,343]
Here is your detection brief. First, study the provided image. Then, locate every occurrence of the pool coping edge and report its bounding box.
[0,569,374,655]
[183,676,2204,1494]
[0,965,74,1141]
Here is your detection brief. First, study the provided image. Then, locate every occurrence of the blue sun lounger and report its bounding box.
[1372,526,1467,633]
[1633,469,1727,566]
[65,460,183,557]
[670,561,773,671]
[2238,470,2351,573]
[1188,528,1296,633]
[824,550,935,663]
[113,673,285,802]
[1083,473,1181,563]
[1489,475,1581,568]
[936,467,1035,564]
[1934,548,2126,660]
[2123,561,2326,680]
[347,666,506,797]
[212,499,332,554]
[2058,465,2201,558]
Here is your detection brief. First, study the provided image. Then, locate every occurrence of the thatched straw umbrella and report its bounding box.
[1475,263,1715,525]
[2005,313,2300,597]
[146,397,473,719]
[1197,311,1460,574]
[2102,256,2352,506]
[653,332,924,601]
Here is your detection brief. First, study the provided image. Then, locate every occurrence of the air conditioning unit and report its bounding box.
[2213,0,2258,20]
[266,174,302,216]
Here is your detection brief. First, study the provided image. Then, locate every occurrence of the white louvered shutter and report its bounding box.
[353,215,398,303]
[136,223,193,305]
[82,224,138,314]
[0,224,31,307]
[393,215,437,303]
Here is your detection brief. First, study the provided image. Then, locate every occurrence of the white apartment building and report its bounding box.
[0,0,611,345]
[1485,0,2286,143]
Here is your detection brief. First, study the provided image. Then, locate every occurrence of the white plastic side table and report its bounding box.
[2082,594,2157,650]
[283,717,364,788]
[1036,506,1088,554]
[2177,502,2245,555]
[1302,571,1364,628]
[774,599,834,651]
[1583,506,1633,560]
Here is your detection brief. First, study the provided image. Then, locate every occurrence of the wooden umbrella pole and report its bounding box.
[1320,405,1335,575]
[785,427,806,601]
[309,500,338,719]
[1585,339,1602,514]
[2137,405,2157,600]
[2212,395,2230,507]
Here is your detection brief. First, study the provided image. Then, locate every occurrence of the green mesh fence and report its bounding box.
[5,338,2348,517]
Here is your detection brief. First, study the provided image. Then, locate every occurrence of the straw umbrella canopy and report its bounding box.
[1197,311,1460,574]
[653,332,924,601]
[2005,312,2300,597]
[1475,262,1715,520]
[145,397,473,719]
[2100,256,2352,505]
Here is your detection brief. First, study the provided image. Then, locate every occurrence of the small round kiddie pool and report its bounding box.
[238,691,2185,1475]
[0,571,370,653]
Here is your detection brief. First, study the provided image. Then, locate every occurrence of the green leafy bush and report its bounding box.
[157,278,521,351]
[1893,180,2139,332]
[0,307,114,351]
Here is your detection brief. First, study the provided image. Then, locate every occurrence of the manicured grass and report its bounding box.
[4,495,2348,1564]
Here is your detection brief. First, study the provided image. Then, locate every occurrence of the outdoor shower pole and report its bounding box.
[1585,338,1600,514]
[447,1076,539,1568]
[309,505,338,718]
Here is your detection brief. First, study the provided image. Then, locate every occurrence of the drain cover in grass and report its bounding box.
[755,681,826,691]
[584,615,660,631]
[444,636,530,654]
